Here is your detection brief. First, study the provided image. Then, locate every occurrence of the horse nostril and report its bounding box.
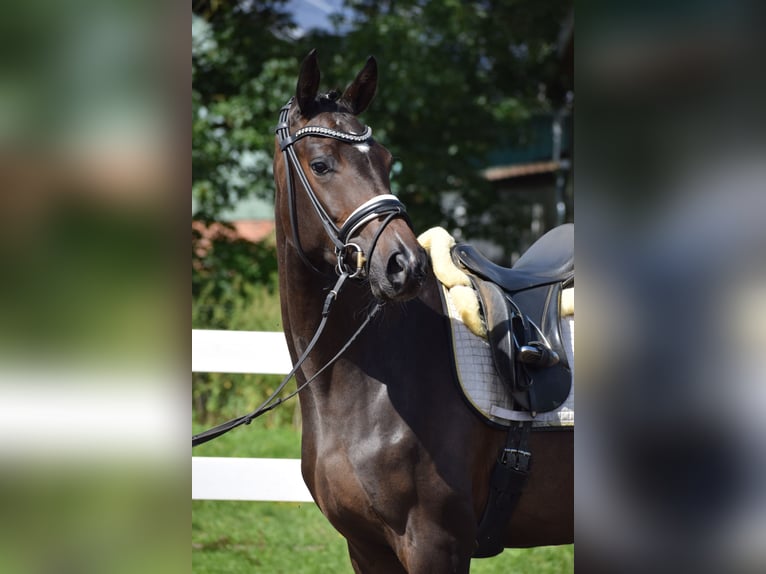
[386,252,407,282]
[383,247,426,298]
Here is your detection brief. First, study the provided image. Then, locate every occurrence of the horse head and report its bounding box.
[274,50,428,302]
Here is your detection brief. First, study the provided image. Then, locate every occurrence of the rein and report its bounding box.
[192,98,409,447]
[192,272,381,447]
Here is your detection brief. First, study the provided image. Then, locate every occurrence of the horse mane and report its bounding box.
[291,90,349,122]
[314,89,354,115]
[320,89,341,102]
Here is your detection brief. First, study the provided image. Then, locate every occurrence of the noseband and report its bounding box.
[276,98,410,277]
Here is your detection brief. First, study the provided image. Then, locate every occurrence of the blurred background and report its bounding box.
[576,1,766,573]
[0,1,186,574]
[1,0,764,572]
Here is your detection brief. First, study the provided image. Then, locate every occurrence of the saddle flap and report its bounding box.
[473,279,517,388]
[473,277,572,414]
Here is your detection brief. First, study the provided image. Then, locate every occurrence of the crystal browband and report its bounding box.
[293,125,372,143]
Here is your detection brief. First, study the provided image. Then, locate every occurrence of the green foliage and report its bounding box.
[192,1,300,216]
[192,227,279,314]
[192,0,572,243]
[192,277,295,428]
[192,57,297,215]
[305,1,572,237]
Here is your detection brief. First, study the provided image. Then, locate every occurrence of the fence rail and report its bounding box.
[192,329,292,375]
[192,456,312,502]
[192,329,310,502]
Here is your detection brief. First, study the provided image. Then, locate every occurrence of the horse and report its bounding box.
[272,50,572,573]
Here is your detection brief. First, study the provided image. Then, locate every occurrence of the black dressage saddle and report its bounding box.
[452,223,574,414]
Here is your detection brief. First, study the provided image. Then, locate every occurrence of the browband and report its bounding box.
[279,124,372,150]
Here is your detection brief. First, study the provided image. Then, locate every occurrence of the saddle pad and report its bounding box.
[440,282,574,428]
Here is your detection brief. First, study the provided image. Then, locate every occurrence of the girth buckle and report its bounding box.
[501,448,531,472]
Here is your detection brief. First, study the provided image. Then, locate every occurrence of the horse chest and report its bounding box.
[309,425,456,539]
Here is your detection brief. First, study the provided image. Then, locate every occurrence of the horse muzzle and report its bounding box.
[370,240,429,302]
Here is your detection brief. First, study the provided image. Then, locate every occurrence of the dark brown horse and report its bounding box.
[273,51,572,573]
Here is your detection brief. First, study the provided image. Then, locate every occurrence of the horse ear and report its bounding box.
[341,56,377,115]
[296,49,320,116]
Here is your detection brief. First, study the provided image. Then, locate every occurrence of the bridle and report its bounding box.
[275,97,411,278]
[192,98,412,447]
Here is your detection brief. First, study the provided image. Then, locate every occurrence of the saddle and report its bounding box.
[452,224,574,415]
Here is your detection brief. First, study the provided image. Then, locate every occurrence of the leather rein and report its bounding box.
[192,99,411,447]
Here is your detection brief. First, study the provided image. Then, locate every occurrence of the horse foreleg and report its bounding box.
[347,534,471,574]
[395,533,472,574]
[346,539,407,574]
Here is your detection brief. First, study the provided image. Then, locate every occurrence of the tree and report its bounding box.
[192,0,572,250]
[192,0,298,218]
[192,1,297,304]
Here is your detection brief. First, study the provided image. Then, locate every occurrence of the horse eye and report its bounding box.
[311,161,330,175]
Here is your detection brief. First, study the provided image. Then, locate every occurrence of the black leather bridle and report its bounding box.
[275,98,411,278]
[192,99,411,447]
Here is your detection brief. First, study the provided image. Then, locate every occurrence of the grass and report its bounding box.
[192,423,572,573]
[193,499,349,574]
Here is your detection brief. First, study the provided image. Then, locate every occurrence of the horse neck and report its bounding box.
[276,225,370,354]
[276,230,468,464]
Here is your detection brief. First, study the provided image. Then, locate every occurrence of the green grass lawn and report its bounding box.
[192,423,572,573]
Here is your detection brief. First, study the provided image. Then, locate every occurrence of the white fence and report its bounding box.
[192,329,313,502]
